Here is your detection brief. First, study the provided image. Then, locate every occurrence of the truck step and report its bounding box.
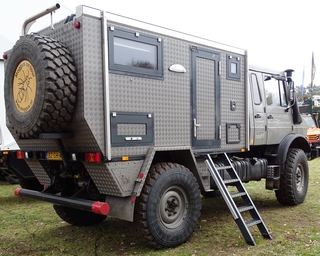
[204,153,272,246]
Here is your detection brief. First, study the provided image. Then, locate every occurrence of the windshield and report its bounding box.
[302,116,316,128]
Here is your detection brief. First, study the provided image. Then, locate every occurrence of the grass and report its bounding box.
[1,158,320,255]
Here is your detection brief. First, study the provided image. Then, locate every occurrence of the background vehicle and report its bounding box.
[3,4,310,248]
[301,114,320,158]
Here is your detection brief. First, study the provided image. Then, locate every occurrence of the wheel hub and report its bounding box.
[159,186,188,228]
[296,164,304,191]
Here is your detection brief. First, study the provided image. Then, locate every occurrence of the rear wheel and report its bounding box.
[53,179,107,226]
[275,148,309,205]
[135,162,201,248]
[53,205,107,226]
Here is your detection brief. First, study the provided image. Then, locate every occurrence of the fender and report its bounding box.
[274,133,311,165]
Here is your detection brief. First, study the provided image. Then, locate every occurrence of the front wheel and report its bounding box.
[135,162,201,248]
[275,148,309,205]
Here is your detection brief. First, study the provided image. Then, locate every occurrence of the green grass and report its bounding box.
[1,158,320,255]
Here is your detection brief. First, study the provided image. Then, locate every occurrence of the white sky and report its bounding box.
[0,0,319,86]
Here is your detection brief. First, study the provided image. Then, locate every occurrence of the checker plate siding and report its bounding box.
[14,15,246,156]
[24,159,51,185]
[109,22,246,157]
[14,16,104,153]
[196,158,211,190]
[84,160,143,196]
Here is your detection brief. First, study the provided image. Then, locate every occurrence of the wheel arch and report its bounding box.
[136,147,203,196]
[274,134,311,165]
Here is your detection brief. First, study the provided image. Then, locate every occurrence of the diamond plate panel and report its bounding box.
[196,58,216,140]
[14,16,104,153]
[11,14,246,160]
[84,160,143,196]
[24,159,50,185]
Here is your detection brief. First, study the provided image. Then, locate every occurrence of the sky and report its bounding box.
[0,0,319,86]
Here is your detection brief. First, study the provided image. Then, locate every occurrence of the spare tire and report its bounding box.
[4,34,77,138]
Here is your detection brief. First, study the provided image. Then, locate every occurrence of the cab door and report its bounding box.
[250,71,267,145]
[263,74,292,144]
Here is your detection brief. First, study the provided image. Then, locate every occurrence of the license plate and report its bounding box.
[47,151,62,160]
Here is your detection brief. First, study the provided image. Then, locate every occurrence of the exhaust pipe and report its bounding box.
[14,188,110,215]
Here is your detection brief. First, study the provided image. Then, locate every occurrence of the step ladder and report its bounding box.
[204,153,272,245]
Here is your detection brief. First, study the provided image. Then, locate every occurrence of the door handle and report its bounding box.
[267,115,274,119]
[255,114,261,118]
[193,119,201,137]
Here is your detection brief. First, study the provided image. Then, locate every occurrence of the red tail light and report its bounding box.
[84,153,101,163]
[16,151,26,159]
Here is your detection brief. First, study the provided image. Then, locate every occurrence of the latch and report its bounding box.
[193,119,201,137]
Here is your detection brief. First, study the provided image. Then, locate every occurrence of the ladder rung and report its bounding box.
[224,179,239,185]
[238,205,254,213]
[215,165,232,171]
[231,191,247,198]
[246,219,262,227]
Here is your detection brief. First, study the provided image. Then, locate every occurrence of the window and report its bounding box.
[264,76,287,107]
[250,73,262,105]
[108,26,163,79]
[227,55,241,81]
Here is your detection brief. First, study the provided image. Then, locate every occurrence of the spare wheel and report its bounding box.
[4,34,77,138]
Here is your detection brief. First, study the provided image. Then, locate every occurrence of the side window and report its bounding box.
[108,26,163,79]
[279,82,288,107]
[250,73,262,105]
[264,76,281,106]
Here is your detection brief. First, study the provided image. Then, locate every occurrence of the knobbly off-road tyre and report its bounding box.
[53,205,107,226]
[275,148,309,205]
[135,162,201,248]
[4,34,77,138]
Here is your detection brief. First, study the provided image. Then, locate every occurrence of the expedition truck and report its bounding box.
[0,58,42,189]
[3,4,310,248]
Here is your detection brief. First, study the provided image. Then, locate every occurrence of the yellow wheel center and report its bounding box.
[13,60,36,113]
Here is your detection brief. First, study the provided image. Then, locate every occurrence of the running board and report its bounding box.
[204,153,272,245]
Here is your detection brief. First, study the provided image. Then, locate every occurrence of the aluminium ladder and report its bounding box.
[204,153,272,245]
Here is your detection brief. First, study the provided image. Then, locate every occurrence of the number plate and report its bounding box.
[47,151,62,160]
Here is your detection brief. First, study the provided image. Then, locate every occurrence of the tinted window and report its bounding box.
[108,27,163,79]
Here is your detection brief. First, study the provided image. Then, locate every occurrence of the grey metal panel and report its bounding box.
[12,14,247,158]
[84,160,143,197]
[109,28,192,157]
[218,52,246,151]
[110,23,246,157]
[24,159,50,185]
[14,16,105,153]
[196,158,211,190]
[196,58,216,140]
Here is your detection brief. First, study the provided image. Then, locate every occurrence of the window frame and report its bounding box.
[108,26,164,79]
[227,55,241,81]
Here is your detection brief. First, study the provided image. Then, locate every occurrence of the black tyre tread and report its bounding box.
[5,34,77,138]
[275,148,309,205]
[53,205,107,226]
[135,162,201,248]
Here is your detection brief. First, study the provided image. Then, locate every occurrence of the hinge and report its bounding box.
[219,125,222,140]
[190,45,198,52]
[265,125,267,131]
[218,61,221,76]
